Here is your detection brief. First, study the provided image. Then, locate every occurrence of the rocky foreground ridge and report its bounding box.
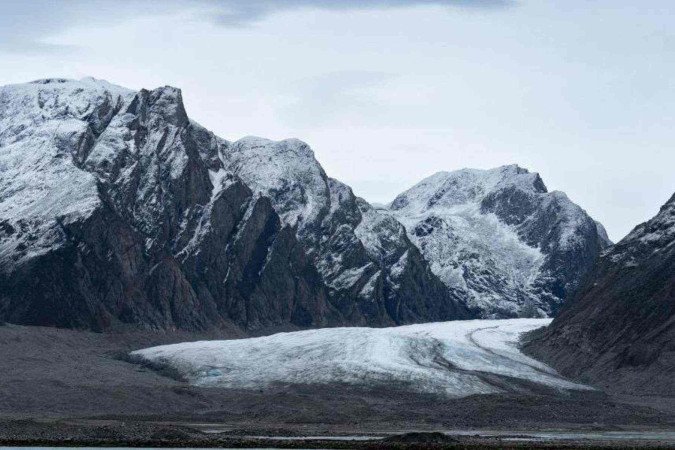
[525,193,675,395]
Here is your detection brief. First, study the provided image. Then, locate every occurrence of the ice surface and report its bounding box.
[132,318,590,396]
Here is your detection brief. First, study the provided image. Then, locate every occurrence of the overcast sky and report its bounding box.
[1,0,673,241]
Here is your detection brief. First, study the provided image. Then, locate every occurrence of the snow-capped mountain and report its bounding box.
[0,77,611,331]
[525,192,675,395]
[218,136,471,325]
[0,78,474,331]
[0,78,337,331]
[387,166,611,317]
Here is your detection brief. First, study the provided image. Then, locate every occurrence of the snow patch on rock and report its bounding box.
[0,78,133,267]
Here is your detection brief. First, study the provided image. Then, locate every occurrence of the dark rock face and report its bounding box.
[0,79,337,332]
[525,193,675,395]
[480,182,612,316]
[0,78,470,332]
[217,137,472,326]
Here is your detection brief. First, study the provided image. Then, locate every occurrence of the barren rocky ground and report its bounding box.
[0,323,674,448]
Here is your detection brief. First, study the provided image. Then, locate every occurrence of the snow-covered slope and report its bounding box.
[387,166,610,318]
[0,78,133,266]
[219,136,471,325]
[131,318,590,396]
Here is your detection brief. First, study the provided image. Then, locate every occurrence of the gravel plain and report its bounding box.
[0,323,673,448]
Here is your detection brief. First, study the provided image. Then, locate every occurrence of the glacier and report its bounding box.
[131,318,590,397]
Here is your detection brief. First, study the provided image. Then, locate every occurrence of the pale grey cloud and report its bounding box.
[0,0,514,53]
[0,1,134,53]
[210,0,514,27]
[281,71,396,126]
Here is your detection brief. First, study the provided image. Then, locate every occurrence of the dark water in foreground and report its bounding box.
[195,429,675,442]
[448,430,675,442]
[4,430,675,448]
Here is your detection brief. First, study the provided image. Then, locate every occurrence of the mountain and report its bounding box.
[525,193,675,395]
[0,78,474,332]
[386,167,612,318]
[204,139,608,322]
[0,77,610,332]
[0,78,337,331]
[215,136,471,325]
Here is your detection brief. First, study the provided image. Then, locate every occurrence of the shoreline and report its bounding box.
[2,425,675,449]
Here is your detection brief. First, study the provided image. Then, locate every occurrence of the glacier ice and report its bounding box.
[131,318,590,397]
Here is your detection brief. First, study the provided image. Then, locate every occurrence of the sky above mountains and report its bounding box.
[1,0,673,241]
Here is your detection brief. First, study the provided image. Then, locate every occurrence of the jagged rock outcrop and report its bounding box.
[0,78,336,331]
[386,166,611,317]
[525,193,675,395]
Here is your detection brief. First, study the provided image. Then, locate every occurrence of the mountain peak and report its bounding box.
[390,165,547,213]
[224,136,328,231]
[387,164,607,317]
[235,136,314,157]
[26,77,133,95]
[133,85,188,127]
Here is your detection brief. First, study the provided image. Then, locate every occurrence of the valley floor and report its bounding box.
[0,321,673,448]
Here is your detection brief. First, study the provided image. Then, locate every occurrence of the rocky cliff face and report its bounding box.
[218,137,471,325]
[387,166,611,318]
[524,193,675,395]
[0,78,336,332]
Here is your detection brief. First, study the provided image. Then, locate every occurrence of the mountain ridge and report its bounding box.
[0,77,610,331]
[218,134,472,325]
[0,78,338,331]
